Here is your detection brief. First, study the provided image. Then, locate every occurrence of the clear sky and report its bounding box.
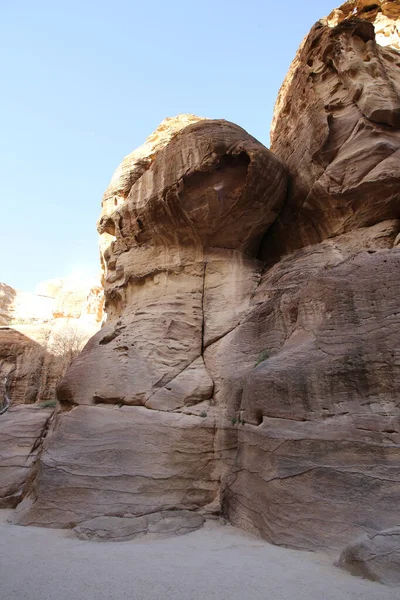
[1,0,335,291]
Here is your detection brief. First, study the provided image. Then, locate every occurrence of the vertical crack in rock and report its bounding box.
[201,261,207,356]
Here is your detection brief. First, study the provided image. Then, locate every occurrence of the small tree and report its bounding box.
[49,324,88,368]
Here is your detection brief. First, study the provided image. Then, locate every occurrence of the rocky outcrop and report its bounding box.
[0,278,104,507]
[339,527,400,586]
[7,2,400,562]
[264,4,400,263]
[14,118,287,533]
[57,119,286,410]
[327,1,400,51]
[13,406,229,526]
[0,406,53,508]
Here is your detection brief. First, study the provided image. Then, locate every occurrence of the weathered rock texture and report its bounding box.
[7,2,400,564]
[264,1,400,262]
[327,1,400,51]
[74,510,205,542]
[58,119,286,410]
[217,224,400,550]
[339,527,400,586]
[14,118,287,534]
[0,406,53,508]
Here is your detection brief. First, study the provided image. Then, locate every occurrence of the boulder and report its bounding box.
[339,527,400,586]
[74,511,205,542]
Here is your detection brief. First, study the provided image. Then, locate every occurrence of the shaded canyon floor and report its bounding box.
[0,510,398,600]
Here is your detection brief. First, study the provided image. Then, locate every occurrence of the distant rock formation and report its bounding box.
[0,277,103,408]
[4,2,400,586]
[0,283,16,325]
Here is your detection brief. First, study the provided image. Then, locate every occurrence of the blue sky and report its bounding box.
[1,0,335,291]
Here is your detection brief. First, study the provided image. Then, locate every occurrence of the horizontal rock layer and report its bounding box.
[13,406,230,527]
[0,406,53,508]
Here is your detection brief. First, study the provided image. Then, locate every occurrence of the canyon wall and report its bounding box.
[3,0,400,573]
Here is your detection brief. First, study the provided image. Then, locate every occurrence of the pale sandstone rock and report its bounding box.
[0,275,104,412]
[145,357,213,412]
[0,282,16,325]
[57,119,287,410]
[13,406,225,527]
[0,406,53,508]
[339,527,400,586]
[326,1,400,51]
[99,114,206,272]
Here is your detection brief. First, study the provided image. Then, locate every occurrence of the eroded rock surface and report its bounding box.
[339,527,400,586]
[214,223,400,549]
[264,5,400,262]
[0,283,16,325]
[57,119,287,411]
[14,406,227,527]
[74,511,205,542]
[0,406,53,508]
[0,277,104,409]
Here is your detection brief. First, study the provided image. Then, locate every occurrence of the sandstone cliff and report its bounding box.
[3,2,400,582]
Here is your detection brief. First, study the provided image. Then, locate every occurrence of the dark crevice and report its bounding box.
[201,261,207,355]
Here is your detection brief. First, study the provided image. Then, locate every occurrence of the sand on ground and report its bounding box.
[0,510,397,600]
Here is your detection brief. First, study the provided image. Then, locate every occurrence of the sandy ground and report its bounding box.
[0,510,398,600]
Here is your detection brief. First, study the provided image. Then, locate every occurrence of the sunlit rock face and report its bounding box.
[263,4,400,262]
[326,1,400,51]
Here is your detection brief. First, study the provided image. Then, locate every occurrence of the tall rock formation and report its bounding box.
[4,2,400,579]
[14,117,287,528]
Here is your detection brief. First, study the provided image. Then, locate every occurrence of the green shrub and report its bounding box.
[255,350,270,367]
[39,399,57,409]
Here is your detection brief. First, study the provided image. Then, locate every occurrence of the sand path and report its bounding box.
[0,510,397,600]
